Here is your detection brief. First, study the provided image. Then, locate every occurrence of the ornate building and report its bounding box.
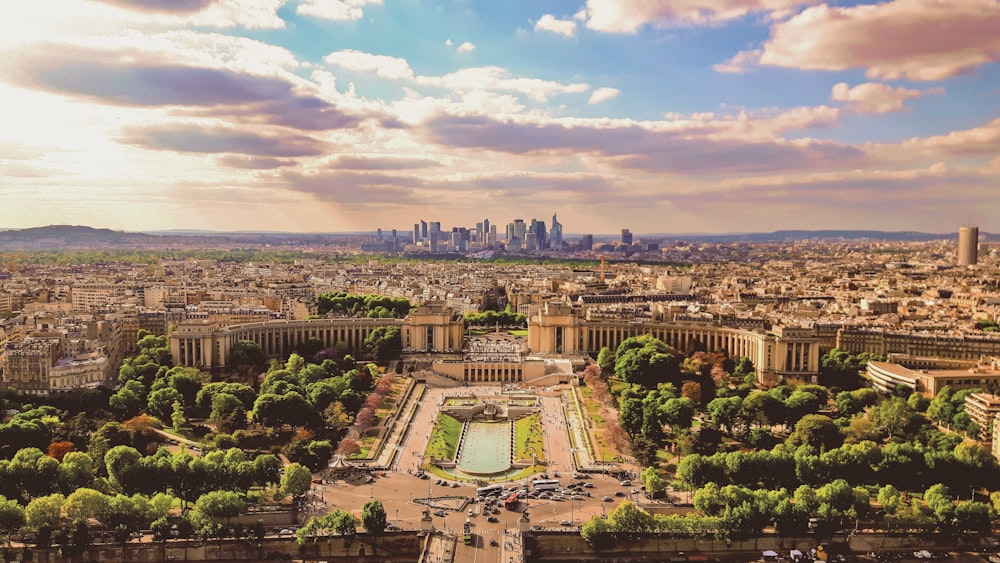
[169,300,464,370]
[527,301,822,386]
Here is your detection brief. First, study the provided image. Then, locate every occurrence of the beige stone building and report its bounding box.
[170,300,464,370]
[526,301,822,386]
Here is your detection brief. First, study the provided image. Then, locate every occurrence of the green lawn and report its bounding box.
[426,413,464,461]
[506,329,528,337]
[514,414,544,462]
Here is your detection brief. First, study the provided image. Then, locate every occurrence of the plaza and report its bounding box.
[311,383,641,562]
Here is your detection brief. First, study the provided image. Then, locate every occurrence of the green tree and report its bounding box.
[330,509,356,535]
[0,496,25,545]
[64,488,110,524]
[171,401,186,432]
[607,500,654,536]
[596,347,615,376]
[580,514,614,549]
[364,326,402,363]
[25,493,65,531]
[640,467,667,498]
[280,463,312,498]
[786,414,841,451]
[146,387,182,421]
[228,340,266,381]
[193,491,245,524]
[361,500,387,536]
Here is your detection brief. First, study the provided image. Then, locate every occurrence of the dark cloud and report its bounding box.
[3,43,361,131]
[669,170,992,208]
[123,124,326,157]
[280,168,614,207]
[282,171,422,204]
[425,115,864,174]
[460,174,612,197]
[217,94,362,131]
[332,156,441,171]
[103,0,216,13]
[217,155,297,169]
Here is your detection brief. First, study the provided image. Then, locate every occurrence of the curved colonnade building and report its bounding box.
[527,302,819,386]
[169,301,463,371]
[170,299,1000,389]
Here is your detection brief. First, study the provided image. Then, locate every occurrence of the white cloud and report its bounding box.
[457,42,476,53]
[588,87,619,104]
[581,0,817,32]
[445,39,453,46]
[713,49,762,74]
[324,49,415,80]
[297,0,382,22]
[535,14,577,37]
[417,67,589,103]
[830,82,934,114]
[321,49,592,103]
[752,0,1000,80]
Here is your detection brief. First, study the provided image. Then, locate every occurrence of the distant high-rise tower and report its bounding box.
[621,228,633,246]
[958,225,979,265]
[549,213,563,249]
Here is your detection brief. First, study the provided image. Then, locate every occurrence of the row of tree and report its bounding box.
[677,438,999,495]
[317,292,411,319]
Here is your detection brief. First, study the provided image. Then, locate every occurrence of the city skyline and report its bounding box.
[0,0,998,234]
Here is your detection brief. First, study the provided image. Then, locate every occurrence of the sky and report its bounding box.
[0,0,998,236]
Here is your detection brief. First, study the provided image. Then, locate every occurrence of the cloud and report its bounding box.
[580,0,818,31]
[871,117,1000,162]
[217,155,297,169]
[323,50,415,80]
[457,42,476,53]
[588,87,619,104]
[535,14,577,37]
[713,49,762,74]
[297,0,382,21]
[103,0,217,13]
[322,50,592,103]
[122,124,327,157]
[282,170,423,204]
[416,67,589,102]
[331,155,442,170]
[743,0,1000,80]
[424,114,862,174]
[830,82,937,114]
[2,41,362,131]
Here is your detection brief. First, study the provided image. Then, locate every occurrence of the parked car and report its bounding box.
[602,496,613,502]
[559,520,572,526]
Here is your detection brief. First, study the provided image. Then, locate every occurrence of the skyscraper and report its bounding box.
[958,225,979,266]
[621,228,633,246]
[549,213,563,249]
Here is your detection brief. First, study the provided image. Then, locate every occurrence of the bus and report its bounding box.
[531,479,560,491]
[503,492,518,510]
[477,484,504,497]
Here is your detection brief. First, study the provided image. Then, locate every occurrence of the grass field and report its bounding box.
[514,414,544,462]
[427,413,464,462]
